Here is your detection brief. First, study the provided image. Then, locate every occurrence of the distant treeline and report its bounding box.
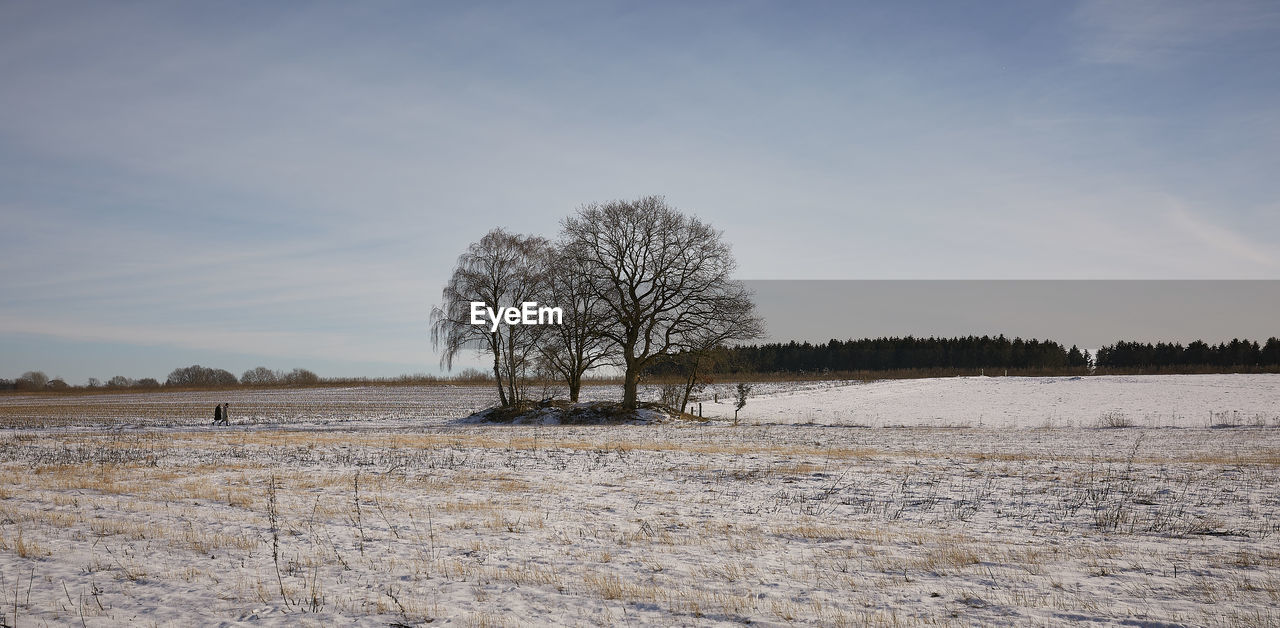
[0,365,495,392]
[648,335,1280,376]
[646,335,1092,376]
[1095,338,1280,370]
[8,336,1280,392]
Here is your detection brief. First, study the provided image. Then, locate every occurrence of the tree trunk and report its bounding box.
[621,365,640,410]
[507,369,518,406]
[505,336,518,405]
[621,335,640,410]
[491,333,508,407]
[679,372,696,415]
[568,377,581,403]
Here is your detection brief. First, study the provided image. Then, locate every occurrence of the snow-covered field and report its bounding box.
[704,374,1280,428]
[1,375,1278,625]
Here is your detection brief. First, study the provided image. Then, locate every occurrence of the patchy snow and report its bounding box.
[703,374,1280,428]
[0,375,1278,626]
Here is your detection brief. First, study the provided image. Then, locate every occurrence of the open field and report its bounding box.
[1,375,1279,625]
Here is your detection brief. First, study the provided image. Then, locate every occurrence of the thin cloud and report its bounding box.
[1072,0,1280,68]
[1169,207,1277,270]
[0,312,424,366]
[1,2,1278,382]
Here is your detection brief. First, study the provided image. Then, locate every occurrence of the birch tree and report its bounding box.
[430,228,550,407]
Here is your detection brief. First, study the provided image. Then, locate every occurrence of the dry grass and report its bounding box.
[1,418,1279,625]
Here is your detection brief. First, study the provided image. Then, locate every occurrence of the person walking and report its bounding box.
[222,402,230,425]
[214,403,223,425]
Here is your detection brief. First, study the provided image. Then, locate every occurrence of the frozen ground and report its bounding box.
[0,375,1278,626]
[705,374,1280,428]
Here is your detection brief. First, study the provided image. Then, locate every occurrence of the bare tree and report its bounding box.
[165,365,237,387]
[280,368,320,386]
[670,287,763,413]
[430,228,552,407]
[659,343,726,415]
[242,367,280,386]
[107,375,135,388]
[537,245,611,402]
[562,196,764,410]
[16,371,49,391]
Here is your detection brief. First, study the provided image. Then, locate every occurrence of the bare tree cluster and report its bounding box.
[431,195,763,411]
[103,375,161,389]
[16,370,50,391]
[4,366,317,392]
[241,367,321,386]
[166,365,239,388]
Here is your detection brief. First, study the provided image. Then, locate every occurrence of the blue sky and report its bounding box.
[2,1,1278,383]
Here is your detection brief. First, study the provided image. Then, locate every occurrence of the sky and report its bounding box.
[2,1,1279,384]
[749,280,1280,351]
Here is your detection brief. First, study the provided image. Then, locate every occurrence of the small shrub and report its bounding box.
[1097,412,1133,428]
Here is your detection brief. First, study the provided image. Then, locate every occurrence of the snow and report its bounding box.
[1,374,1278,625]
[703,374,1280,428]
